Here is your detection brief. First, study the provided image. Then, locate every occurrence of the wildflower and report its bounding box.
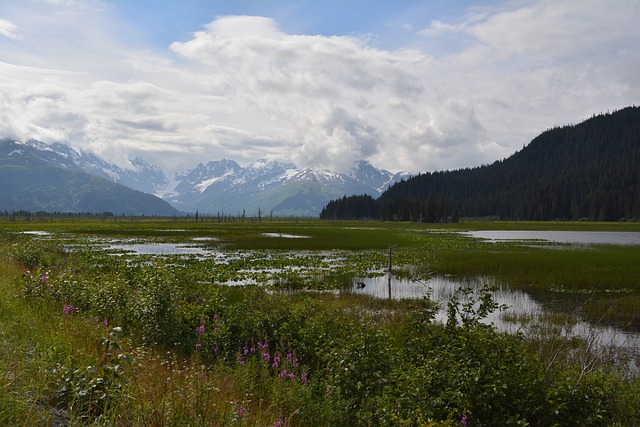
[244,347,249,356]
[275,420,284,427]
[213,313,219,320]
[300,371,308,384]
[196,324,205,334]
[41,273,48,283]
[272,353,280,369]
[262,352,271,363]
[63,304,74,315]
[237,408,243,417]
[278,369,287,380]
[103,318,109,327]
[195,343,202,351]
[460,415,468,426]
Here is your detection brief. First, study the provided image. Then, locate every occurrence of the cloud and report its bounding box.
[418,20,463,37]
[170,15,461,171]
[1,1,639,176]
[0,18,21,40]
[413,0,640,162]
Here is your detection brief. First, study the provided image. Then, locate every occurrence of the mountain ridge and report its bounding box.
[166,158,410,216]
[321,106,640,222]
[0,138,178,216]
[1,138,411,217]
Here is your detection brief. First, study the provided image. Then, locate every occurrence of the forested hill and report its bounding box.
[320,106,640,222]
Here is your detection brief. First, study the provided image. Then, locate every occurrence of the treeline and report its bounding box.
[321,106,640,222]
[1,211,117,221]
[320,194,461,222]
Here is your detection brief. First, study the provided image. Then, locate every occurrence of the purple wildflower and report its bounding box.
[300,371,308,383]
[41,273,48,283]
[195,342,202,351]
[460,415,468,426]
[63,304,74,315]
[275,420,284,427]
[196,324,205,334]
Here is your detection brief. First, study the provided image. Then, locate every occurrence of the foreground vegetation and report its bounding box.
[1,219,640,425]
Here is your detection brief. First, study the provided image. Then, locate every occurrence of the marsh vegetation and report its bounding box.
[1,218,640,425]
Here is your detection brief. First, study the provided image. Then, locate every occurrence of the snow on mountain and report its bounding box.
[18,139,168,194]
[9,139,411,217]
[167,158,411,217]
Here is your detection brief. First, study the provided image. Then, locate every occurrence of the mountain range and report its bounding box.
[0,138,410,216]
[0,138,177,216]
[166,159,409,216]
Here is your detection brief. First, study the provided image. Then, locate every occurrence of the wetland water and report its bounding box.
[350,230,640,366]
[349,274,640,356]
[84,230,640,366]
[462,230,640,245]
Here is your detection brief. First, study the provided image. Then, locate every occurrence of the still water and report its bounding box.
[462,230,640,245]
[348,274,640,364]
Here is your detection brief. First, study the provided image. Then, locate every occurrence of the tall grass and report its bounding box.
[434,243,640,290]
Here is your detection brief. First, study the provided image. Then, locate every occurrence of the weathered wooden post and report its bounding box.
[388,244,393,299]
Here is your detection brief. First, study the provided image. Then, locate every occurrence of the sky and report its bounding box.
[1,0,639,174]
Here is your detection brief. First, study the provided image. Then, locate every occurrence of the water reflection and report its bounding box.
[348,274,639,364]
[463,230,640,245]
[106,242,213,256]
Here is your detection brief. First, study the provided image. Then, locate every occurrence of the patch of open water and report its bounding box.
[347,274,639,369]
[463,230,640,245]
[105,242,213,256]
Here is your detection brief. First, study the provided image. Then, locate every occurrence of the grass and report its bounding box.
[0,255,105,425]
[2,219,640,424]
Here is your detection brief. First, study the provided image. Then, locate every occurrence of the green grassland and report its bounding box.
[1,219,640,425]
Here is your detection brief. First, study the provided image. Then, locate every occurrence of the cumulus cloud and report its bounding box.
[1,1,639,175]
[169,15,484,172]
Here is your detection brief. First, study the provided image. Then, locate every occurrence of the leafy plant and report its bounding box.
[51,324,130,420]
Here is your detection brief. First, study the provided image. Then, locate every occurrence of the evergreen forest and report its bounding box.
[320,106,640,222]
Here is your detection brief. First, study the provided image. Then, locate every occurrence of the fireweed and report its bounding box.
[237,337,307,384]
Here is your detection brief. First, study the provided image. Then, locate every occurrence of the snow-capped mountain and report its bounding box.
[7,139,411,216]
[166,159,411,216]
[17,139,168,194]
[0,138,177,216]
